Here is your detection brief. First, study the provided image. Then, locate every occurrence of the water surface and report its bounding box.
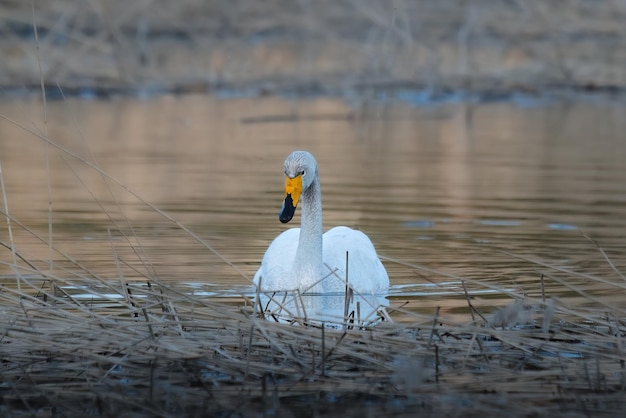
[1,95,625,323]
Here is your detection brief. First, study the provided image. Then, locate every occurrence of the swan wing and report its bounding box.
[253,228,300,291]
[321,226,389,294]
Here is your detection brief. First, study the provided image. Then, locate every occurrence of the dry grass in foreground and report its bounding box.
[1,262,625,417]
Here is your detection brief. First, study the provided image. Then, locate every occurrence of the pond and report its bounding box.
[1,94,625,324]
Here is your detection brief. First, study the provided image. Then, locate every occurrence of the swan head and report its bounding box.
[279,151,318,223]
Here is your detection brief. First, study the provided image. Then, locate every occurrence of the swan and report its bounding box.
[253,151,389,294]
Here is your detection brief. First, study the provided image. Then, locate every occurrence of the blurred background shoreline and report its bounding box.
[1,0,625,101]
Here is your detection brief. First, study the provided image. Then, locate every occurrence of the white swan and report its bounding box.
[253,151,389,294]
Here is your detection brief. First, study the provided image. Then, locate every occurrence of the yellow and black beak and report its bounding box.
[279,174,303,223]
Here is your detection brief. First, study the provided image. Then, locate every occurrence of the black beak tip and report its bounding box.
[279,194,296,223]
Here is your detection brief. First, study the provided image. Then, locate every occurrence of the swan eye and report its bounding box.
[300,170,305,176]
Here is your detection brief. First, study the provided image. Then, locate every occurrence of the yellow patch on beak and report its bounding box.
[284,175,303,207]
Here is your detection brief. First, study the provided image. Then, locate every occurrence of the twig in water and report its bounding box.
[462,280,475,322]
[343,251,352,327]
[582,232,626,283]
[320,323,325,377]
[435,344,439,384]
[0,163,20,293]
[31,0,53,273]
[254,277,265,320]
[427,306,440,350]
[347,310,355,330]
[246,325,254,378]
[461,282,488,324]
[108,228,136,315]
[142,307,156,341]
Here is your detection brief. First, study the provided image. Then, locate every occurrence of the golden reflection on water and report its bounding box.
[1,94,625,322]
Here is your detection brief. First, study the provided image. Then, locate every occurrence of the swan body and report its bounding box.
[253,151,389,294]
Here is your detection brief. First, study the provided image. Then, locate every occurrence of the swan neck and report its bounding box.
[294,176,323,286]
[301,177,322,238]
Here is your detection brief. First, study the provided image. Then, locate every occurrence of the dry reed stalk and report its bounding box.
[582,232,626,283]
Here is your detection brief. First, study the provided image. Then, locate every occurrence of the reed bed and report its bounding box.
[1,252,625,417]
[1,102,625,417]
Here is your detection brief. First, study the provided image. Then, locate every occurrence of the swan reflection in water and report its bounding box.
[255,289,389,328]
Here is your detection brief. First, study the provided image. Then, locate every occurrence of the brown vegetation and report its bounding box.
[1,248,625,416]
